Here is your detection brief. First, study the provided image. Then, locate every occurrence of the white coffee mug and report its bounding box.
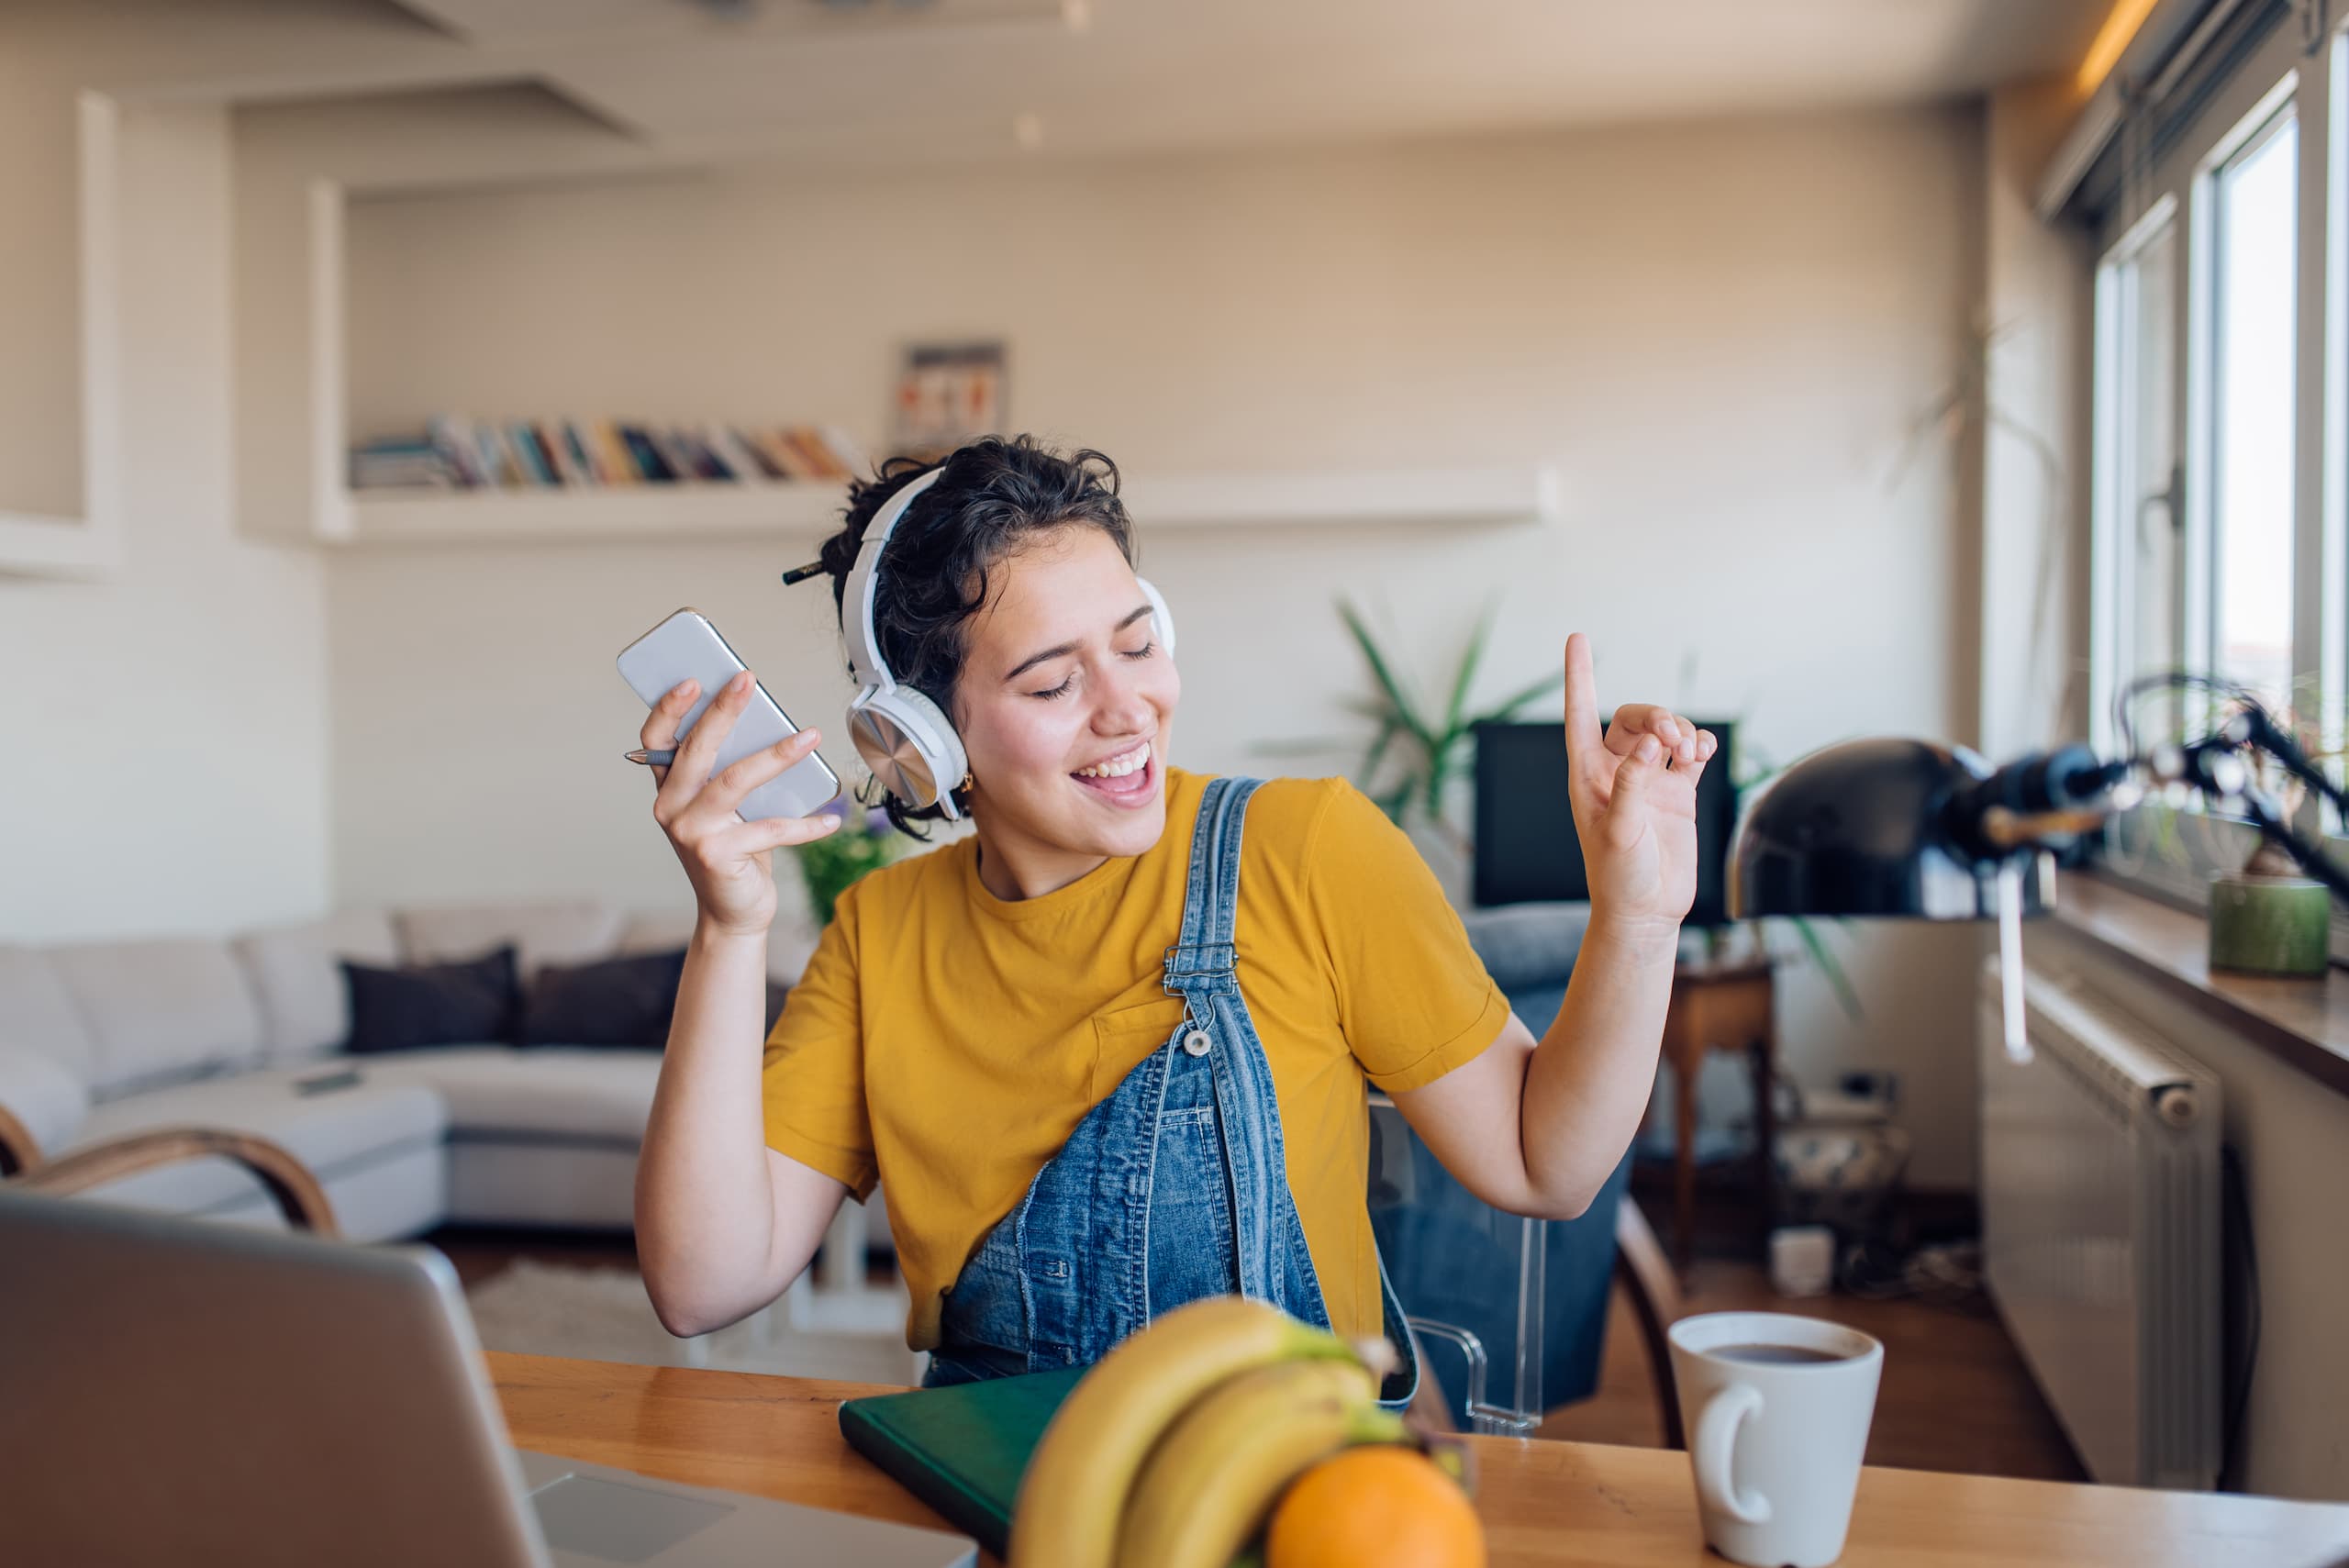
[1666,1311,1883,1568]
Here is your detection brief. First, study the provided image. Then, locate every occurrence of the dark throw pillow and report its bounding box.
[518,948,690,1049]
[340,945,520,1054]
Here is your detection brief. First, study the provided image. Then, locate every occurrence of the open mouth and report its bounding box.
[1070,740,1157,806]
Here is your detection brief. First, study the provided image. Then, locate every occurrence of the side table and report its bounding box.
[1658,954,1776,1273]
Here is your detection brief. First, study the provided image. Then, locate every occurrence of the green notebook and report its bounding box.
[839,1367,1085,1557]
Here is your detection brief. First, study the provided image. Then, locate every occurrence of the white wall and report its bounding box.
[1980,76,2093,758]
[313,107,1994,1184]
[0,101,332,941]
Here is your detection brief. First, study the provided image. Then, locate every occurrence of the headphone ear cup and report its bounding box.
[1137,577,1176,658]
[847,686,969,816]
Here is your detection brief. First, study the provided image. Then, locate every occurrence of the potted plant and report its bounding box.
[1268,600,1863,1016]
[794,798,903,927]
[2208,697,2331,977]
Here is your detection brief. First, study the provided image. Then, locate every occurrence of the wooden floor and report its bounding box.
[1538,1254,2086,1481]
[429,1225,638,1292]
[428,1205,2087,1486]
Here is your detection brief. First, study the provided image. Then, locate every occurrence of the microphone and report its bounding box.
[1946,744,2131,853]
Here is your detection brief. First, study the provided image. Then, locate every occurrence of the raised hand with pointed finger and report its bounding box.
[1561,631,1719,940]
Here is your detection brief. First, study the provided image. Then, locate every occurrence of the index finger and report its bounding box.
[659,669,751,805]
[1564,632,1604,769]
[637,678,701,786]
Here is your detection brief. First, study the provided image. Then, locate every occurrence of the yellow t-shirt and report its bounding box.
[760,765,1510,1351]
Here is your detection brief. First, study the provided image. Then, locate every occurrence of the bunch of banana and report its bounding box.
[1008,1295,1436,1568]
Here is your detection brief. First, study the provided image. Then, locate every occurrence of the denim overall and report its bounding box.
[922,775,1419,1409]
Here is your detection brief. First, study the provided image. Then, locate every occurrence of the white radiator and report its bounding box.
[1978,959,2222,1490]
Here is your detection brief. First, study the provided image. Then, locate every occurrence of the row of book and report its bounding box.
[348,418,869,492]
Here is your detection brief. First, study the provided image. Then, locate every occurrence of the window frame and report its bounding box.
[2090,194,2181,763]
[2088,16,2338,924]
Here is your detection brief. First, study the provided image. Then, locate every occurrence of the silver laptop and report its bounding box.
[0,1190,975,1568]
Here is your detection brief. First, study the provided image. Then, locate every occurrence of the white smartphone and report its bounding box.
[616,608,843,821]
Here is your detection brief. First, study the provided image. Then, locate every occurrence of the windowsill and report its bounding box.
[2048,871,2349,1097]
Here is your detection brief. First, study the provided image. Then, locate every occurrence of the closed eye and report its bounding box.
[1030,640,1155,701]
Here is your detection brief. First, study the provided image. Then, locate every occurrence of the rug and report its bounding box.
[463,1259,928,1386]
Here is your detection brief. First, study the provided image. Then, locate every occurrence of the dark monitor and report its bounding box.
[1470,718,1738,927]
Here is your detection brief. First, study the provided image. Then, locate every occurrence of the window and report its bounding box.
[2208,106,2299,708]
[2087,16,2329,907]
[2095,205,2182,749]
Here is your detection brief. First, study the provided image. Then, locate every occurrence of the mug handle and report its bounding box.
[1693,1382,1773,1525]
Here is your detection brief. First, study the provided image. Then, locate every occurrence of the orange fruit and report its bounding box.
[1264,1444,1486,1568]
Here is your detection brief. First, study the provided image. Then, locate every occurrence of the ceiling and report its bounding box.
[33,0,2117,176]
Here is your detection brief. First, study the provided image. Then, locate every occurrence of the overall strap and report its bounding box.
[1161,776,1294,1305]
[1162,775,1257,1012]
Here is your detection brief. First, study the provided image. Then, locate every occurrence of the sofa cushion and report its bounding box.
[342,947,521,1055]
[0,1045,90,1160]
[616,907,816,986]
[235,908,401,1062]
[63,1062,447,1218]
[357,1047,661,1145]
[44,939,264,1100]
[518,949,686,1049]
[397,899,624,976]
[1456,902,1591,992]
[0,947,99,1084]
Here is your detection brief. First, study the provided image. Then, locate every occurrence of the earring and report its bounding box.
[957,771,974,793]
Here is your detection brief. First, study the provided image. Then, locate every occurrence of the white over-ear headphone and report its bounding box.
[841,465,1175,821]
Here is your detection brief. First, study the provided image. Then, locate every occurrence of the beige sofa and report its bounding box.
[0,897,819,1242]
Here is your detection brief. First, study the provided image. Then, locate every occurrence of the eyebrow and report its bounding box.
[1004,603,1155,684]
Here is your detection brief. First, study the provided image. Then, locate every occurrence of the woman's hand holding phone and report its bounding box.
[641,670,843,938]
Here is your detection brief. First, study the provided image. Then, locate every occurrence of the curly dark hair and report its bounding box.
[815,434,1138,839]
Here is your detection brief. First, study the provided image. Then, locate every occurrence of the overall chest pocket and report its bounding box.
[1147,1096,1239,1309]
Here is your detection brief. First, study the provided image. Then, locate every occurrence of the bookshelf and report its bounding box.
[331,462,1564,549]
[283,183,1564,551]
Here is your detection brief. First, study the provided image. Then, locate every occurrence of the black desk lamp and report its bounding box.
[1726,675,2348,1058]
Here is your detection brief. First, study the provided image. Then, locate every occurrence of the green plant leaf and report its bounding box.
[1337,597,1433,748]
[1442,601,1498,739]
[1425,733,1454,816]
[1786,917,1863,1020]
[1358,714,1403,790]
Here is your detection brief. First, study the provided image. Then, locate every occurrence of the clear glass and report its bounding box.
[2211,113,2299,709]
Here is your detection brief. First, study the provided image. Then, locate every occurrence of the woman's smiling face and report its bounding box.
[952,525,1180,885]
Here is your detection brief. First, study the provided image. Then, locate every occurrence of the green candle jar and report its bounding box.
[2209,873,2332,978]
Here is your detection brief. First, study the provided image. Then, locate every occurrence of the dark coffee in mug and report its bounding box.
[1710,1342,1848,1366]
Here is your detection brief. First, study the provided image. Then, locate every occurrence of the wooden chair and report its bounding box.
[1612,1193,1686,1449]
[0,1101,38,1179]
[0,1113,339,1237]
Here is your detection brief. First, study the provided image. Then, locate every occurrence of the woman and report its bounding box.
[632,436,1714,1396]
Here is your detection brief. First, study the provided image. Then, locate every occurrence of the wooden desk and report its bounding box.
[1659,955,1776,1271]
[490,1353,2349,1567]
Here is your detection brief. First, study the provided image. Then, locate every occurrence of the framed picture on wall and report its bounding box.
[891,340,1006,460]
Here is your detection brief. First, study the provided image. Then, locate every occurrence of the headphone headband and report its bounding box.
[841,466,948,691]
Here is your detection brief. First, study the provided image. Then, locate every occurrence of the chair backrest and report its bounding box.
[1366,1092,1668,1442]
[11,1128,340,1236]
[1366,1093,1565,1437]
[1611,1195,1685,1448]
